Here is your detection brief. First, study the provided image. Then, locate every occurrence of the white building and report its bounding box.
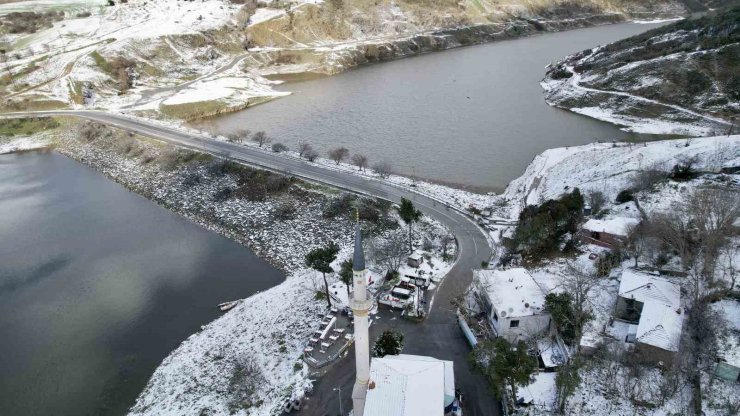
[364,354,458,416]
[474,268,550,342]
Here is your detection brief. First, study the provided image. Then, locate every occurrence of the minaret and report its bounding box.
[350,217,372,416]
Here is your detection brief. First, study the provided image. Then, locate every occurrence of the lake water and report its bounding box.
[196,22,666,192]
[0,150,285,415]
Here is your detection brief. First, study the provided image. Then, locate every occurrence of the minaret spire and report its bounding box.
[350,214,371,416]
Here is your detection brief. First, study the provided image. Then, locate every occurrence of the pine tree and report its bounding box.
[397,198,421,253]
[373,330,404,357]
[305,242,340,308]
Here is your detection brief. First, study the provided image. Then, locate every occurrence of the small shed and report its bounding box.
[407,252,423,268]
[579,217,639,248]
[712,299,740,382]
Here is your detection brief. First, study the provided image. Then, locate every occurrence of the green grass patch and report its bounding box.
[0,98,67,112]
[89,50,111,73]
[159,99,233,120]
[0,116,60,136]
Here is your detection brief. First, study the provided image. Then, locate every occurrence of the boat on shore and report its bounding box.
[217,300,241,312]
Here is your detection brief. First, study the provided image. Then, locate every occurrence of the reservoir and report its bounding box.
[0,20,667,416]
[197,22,666,192]
[0,150,285,415]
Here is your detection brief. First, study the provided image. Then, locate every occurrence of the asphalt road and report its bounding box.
[2,110,500,416]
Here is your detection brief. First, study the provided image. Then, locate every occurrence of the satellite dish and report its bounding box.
[508,307,514,313]
[524,303,530,308]
[500,310,507,317]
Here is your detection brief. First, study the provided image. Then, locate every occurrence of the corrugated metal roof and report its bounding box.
[636,302,684,352]
[364,355,449,416]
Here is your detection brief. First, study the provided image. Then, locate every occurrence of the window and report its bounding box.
[510,320,519,328]
[590,231,601,240]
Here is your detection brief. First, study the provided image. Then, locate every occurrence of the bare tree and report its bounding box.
[351,153,368,172]
[298,141,312,158]
[371,234,407,276]
[305,148,319,162]
[328,146,349,164]
[227,129,250,144]
[372,160,392,178]
[251,131,271,148]
[688,187,740,279]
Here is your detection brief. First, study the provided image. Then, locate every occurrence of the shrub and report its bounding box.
[323,193,356,218]
[271,142,288,153]
[615,189,634,204]
[670,157,698,181]
[596,249,623,277]
[212,186,233,202]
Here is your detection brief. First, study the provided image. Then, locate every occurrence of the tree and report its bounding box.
[397,198,422,253]
[305,148,319,162]
[373,329,404,357]
[328,146,349,164]
[227,129,250,144]
[371,233,407,275]
[470,338,537,400]
[372,160,392,178]
[351,153,368,172]
[545,292,588,346]
[441,235,454,261]
[298,141,312,158]
[555,358,581,413]
[251,131,271,147]
[339,259,353,299]
[305,242,340,308]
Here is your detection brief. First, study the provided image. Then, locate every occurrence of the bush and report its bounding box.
[615,189,634,204]
[271,142,288,153]
[670,158,698,181]
[596,249,623,277]
[323,193,356,218]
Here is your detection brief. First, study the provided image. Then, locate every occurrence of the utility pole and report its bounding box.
[333,386,343,415]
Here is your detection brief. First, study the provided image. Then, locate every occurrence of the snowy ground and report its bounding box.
[0,133,51,154]
[499,134,740,218]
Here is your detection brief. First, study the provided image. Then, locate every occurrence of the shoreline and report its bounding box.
[167,13,681,124]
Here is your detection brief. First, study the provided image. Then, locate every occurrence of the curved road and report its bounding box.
[2,110,499,415]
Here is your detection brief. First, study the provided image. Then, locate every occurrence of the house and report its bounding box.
[364,354,460,416]
[712,299,740,382]
[614,269,683,365]
[633,302,684,365]
[615,269,681,322]
[474,268,550,342]
[407,252,423,268]
[579,217,639,248]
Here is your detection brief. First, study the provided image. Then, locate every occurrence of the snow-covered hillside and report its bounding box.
[541,7,739,136]
[500,135,740,218]
[0,0,691,119]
